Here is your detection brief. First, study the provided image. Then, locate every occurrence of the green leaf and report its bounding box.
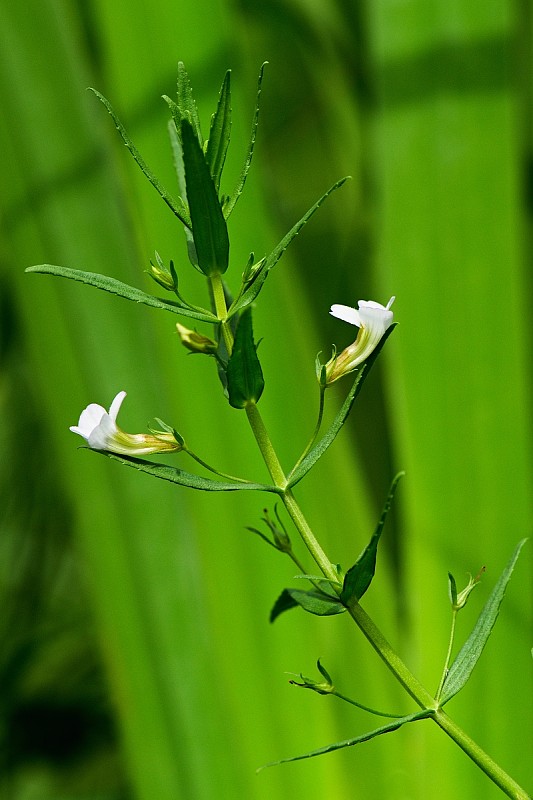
[441,539,528,705]
[258,709,431,770]
[26,265,218,323]
[288,325,397,487]
[176,61,203,143]
[206,70,231,193]
[228,177,349,317]
[226,308,264,408]
[224,62,267,219]
[181,118,229,276]
[341,472,404,605]
[93,451,280,493]
[269,588,345,623]
[89,88,191,228]
[167,119,202,273]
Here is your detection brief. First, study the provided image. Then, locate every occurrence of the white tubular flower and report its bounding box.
[325,297,395,384]
[70,391,182,455]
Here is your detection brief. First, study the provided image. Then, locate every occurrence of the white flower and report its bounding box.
[325,297,395,384]
[70,391,182,455]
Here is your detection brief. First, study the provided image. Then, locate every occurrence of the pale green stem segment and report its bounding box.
[435,609,457,703]
[433,711,531,800]
[287,385,326,480]
[210,273,233,352]
[244,403,531,800]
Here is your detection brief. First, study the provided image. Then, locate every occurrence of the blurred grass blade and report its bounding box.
[341,472,404,604]
[288,325,396,487]
[441,539,527,705]
[90,89,191,227]
[258,709,431,770]
[26,265,217,322]
[206,70,231,193]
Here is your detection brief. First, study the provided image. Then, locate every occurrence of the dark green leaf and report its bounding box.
[224,63,267,218]
[341,472,404,605]
[258,709,431,770]
[93,451,280,493]
[176,61,203,143]
[90,88,191,228]
[228,177,349,317]
[167,119,202,272]
[181,118,229,276]
[227,308,264,408]
[441,539,528,705]
[206,70,231,192]
[288,325,397,487]
[26,265,217,323]
[269,588,345,623]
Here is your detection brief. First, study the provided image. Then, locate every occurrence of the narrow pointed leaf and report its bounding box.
[90,89,191,228]
[258,710,430,770]
[93,451,279,493]
[228,177,349,317]
[26,265,217,323]
[341,472,404,604]
[206,70,231,192]
[176,61,203,143]
[288,325,397,487]
[224,63,267,218]
[227,308,264,408]
[167,119,202,272]
[441,539,528,705]
[181,118,229,276]
[270,588,345,623]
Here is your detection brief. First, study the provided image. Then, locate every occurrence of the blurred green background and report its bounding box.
[1,1,531,798]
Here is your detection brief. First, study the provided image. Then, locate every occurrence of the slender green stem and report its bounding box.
[185,449,253,484]
[243,404,531,800]
[287,385,326,479]
[331,691,404,719]
[435,609,457,703]
[433,710,531,800]
[210,273,233,353]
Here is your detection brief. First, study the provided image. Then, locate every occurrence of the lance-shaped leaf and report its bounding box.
[94,451,279,493]
[288,325,396,487]
[174,61,203,142]
[226,308,264,408]
[26,265,218,323]
[224,63,267,219]
[341,472,404,605]
[269,587,345,623]
[181,118,229,276]
[258,709,431,770]
[228,177,349,318]
[90,89,190,228]
[206,70,231,193]
[440,538,527,705]
[167,119,201,273]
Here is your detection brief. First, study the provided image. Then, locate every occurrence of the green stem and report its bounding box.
[244,405,531,800]
[435,609,457,703]
[210,273,233,353]
[433,710,531,800]
[287,385,326,480]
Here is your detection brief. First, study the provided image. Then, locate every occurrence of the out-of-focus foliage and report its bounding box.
[0,1,531,799]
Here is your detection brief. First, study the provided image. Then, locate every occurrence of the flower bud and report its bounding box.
[146,253,177,292]
[176,323,218,354]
